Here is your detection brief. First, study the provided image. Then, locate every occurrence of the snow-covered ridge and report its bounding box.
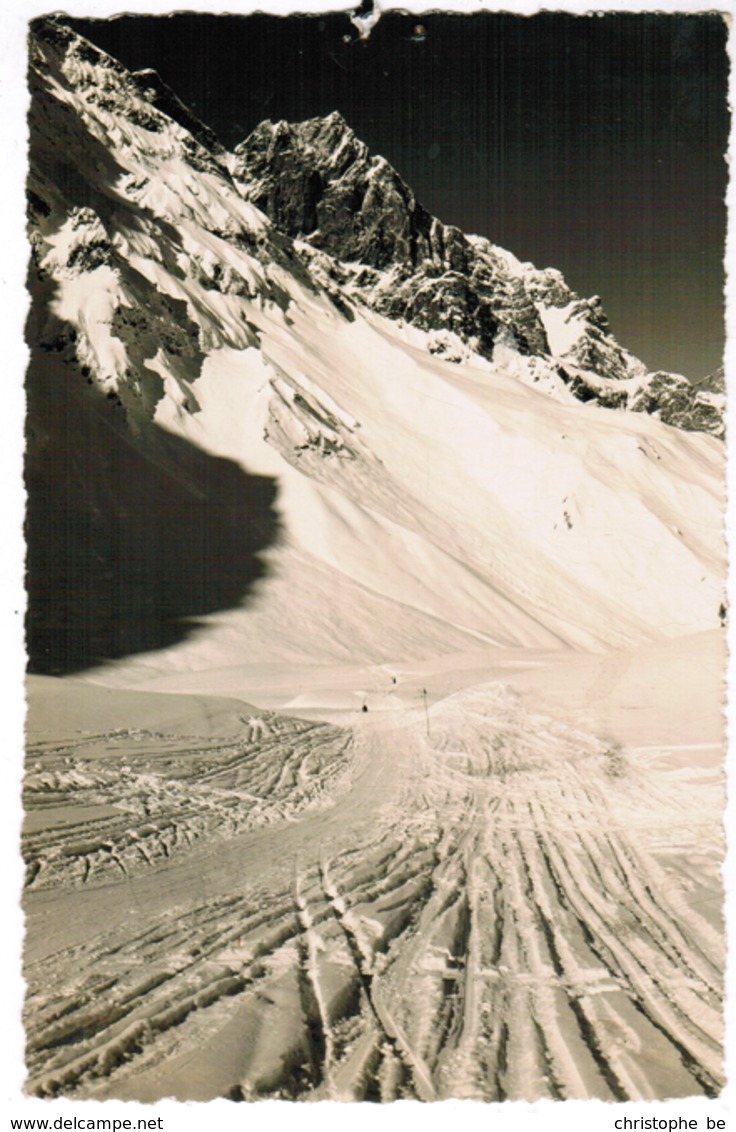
[25,16,725,679]
[30,16,722,438]
[232,112,722,438]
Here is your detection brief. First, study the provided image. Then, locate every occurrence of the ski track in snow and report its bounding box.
[23,685,723,1102]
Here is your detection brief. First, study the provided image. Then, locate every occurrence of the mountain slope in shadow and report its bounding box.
[25,340,279,675]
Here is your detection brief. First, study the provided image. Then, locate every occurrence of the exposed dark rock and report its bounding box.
[28,16,724,442]
[630,372,724,436]
[692,365,725,396]
[130,67,225,157]
[232,114,545,357]
[232,112,723,437]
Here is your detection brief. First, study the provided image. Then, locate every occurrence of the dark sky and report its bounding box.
[67,11,729,380]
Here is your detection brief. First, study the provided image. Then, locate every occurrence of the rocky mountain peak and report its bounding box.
[129,67,225,157]
[232,112,723,437]
[27,18,724,440]
[232,113,552,354]
[29,17,224,179]
[24,17,726,679]
[233,111,428,272]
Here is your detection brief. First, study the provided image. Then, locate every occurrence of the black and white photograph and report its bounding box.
[13,0,731,1115]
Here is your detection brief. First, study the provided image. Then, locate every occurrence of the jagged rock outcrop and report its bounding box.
[232,113,723,437]
[28,17,723,440]
[128,68,225,159]
[231,113,549,357]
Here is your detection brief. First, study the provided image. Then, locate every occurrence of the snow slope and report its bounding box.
[23,644,724,1101]
[26,17,725,683]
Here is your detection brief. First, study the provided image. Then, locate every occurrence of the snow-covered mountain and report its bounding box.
[26,16,725,679]
[22,18,727,1103]
[232,112,724,435]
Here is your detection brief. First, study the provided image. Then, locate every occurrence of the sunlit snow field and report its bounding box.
[22,17,728,1104]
